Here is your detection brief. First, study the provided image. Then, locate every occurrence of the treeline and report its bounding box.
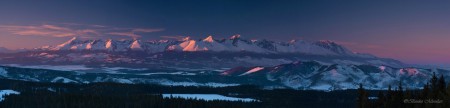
[0,78,359,108]
[0,91,259,108]
[358,73,450,108]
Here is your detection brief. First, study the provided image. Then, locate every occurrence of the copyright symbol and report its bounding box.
[403,99,409,103]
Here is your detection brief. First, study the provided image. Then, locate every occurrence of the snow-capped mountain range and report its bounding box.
[0,35,405,68]
[37,36,373,57]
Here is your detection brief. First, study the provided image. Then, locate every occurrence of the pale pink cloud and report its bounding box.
[41,24,71,31]
[108,28,164,38]
[54,33,77,37]
[77,29,100,35]
[13,30,52,36]
[0,24,86,37]
[0,24,163,39]
[108,32,141,38]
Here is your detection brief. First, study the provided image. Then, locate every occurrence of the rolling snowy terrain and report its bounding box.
[0,61,448,90]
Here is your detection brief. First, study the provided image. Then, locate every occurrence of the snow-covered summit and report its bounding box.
[130,39,143,50]
[203,36,214,43]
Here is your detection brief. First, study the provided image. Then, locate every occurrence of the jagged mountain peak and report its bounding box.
[63,37,80,44]
[69,37,78,41]
[130,40,142,50]
[105,39,113,50]
[182,36,191,41]
[289,39,303,42]
[230,34,241,40]
[203,36,214,43]
[52,37,81,50]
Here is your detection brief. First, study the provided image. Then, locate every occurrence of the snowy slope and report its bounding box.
[222,61,449,90]
[0,90,20,102]
[0,67,7,77]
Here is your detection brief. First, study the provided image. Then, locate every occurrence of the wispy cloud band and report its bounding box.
[0,23,163,38]
[108,28,164,38]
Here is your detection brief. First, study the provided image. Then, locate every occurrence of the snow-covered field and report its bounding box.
[158,80,240,87]
[162,94,257,102]
[0,90,20,102]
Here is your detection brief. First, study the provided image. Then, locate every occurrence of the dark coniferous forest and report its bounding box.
[358,73,450,108]
[0,78,357,108]
[0,74,449,108]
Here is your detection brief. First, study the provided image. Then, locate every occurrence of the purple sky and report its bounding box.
[0,0,449,65]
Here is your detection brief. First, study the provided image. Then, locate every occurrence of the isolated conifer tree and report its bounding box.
[395,82,404,108]
[357,83,369,108]
[421,83,430,99]
[431,72,438,91]
[385,85,394,107]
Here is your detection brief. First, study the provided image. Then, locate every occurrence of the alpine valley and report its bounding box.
[0,36,448,91]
